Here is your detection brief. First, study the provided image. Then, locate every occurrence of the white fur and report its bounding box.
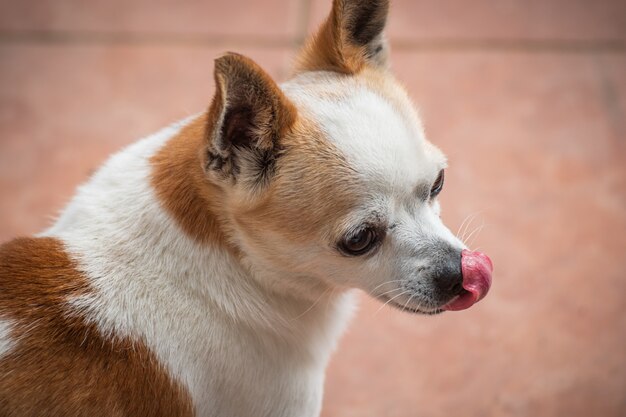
[283,73,438,197]
[0,319,16,359]
[43,118,354,417]
[282,74,465,311]
[36,71,463,416]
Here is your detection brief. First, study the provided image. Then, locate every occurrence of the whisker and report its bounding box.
[456,211,479,239]
[377,287,405,297]
[291,286,332,321]
[459,211,482,241]
[374,290,411,316]
[413,296,425,312]
[465,221,485,249]
[370,279,404,293]
[402,293,416,311]
[325,287,337,315]
[460,213,479,242]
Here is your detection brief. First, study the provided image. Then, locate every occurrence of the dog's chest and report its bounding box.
[192,348,326,417]
[56,220,339,417]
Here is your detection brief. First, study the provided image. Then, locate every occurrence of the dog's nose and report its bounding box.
[433,250,464,298]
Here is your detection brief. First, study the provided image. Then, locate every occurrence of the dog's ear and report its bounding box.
[204,53,297,189]
[296,0,389,74]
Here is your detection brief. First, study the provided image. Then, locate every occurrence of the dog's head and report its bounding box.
[203,0,492,313]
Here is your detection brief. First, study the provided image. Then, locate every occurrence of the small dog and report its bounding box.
[0,0,493,416]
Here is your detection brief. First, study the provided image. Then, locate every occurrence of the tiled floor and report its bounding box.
[1,1,625,416]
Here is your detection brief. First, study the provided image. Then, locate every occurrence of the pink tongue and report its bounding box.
[443,250,493,311]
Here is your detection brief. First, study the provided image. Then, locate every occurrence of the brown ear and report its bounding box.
[296,0,389,74]
[205,53,297,188]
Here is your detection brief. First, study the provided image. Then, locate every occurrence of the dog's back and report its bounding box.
[0,237,193,417]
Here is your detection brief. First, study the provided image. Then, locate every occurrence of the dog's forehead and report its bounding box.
[282,72,442,195]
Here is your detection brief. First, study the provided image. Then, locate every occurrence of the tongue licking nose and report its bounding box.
[443,250,493,311]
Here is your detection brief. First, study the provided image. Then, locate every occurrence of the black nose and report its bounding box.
[433,249,464,298]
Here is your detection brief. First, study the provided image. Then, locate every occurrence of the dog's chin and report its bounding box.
[376,295,444,315]
[391,302,444,315]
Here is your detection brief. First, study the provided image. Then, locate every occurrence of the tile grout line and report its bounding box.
[389,38,626,53]
[0,30,624,53]
[0,30,295,48]
[591,53,625,150]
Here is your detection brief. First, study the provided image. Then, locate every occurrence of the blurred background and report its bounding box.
[0,1,624,416]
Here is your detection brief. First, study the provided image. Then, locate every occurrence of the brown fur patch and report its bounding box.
[150,114,233,248]
[231,116,363,259]
[150,110,360,261]
[0,237,194,417]
[152,54,300,248]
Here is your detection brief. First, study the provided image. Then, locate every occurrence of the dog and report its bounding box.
[0,0,493,416]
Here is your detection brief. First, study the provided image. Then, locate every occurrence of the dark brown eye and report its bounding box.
[341,228,377,256]
[430,169,445,198]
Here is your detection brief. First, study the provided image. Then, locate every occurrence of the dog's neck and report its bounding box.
[149,114,341,316]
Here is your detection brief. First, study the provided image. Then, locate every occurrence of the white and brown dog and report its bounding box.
[0,1,493,416]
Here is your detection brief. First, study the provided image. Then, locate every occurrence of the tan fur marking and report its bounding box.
[232,116,362,252]
[295,0,388,74]
[151,114,232,247]
[0,237,194,417]
[152,54,299,249]
[150,111,292,253]
[296,4,366,74]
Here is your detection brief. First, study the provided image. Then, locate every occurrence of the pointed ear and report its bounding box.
[296,0,389,74]
[205,53,297,188]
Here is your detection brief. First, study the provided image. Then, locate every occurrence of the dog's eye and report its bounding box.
[340,228,377,256]
[430,169,445,198]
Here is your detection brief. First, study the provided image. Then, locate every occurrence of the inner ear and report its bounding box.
[221,105,255,150]
[205,53,296,188]
[344,0,388,46]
